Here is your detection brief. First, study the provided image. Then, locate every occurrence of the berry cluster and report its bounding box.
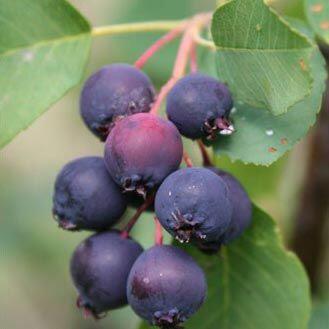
[52,61,252,328]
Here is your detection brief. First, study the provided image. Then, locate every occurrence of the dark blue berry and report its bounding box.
[80,64,155,141]
[197,168,252,253]
[155,167,232,243]
[166,73,234,140]
[71,230,143,317]
[211,168,252,242]
[104,113,183,197]
[53,156,127,231]
[127,245,207,328]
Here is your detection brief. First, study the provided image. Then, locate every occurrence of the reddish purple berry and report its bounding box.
[80,64,155,141]
[127,245,207,328]
[70,230,143,318]
[104,113,183,197]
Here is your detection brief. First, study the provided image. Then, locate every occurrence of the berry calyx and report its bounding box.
[80,64,155,141]
[127,245,207,328]
[104,113,183,197]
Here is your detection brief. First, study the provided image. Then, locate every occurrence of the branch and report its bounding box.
[92,20,186,37]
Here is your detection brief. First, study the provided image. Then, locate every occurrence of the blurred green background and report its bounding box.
[0,0,327,328]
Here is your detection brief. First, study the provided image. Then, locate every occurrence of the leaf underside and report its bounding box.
[211,0,315,115]
[0,0,91,149]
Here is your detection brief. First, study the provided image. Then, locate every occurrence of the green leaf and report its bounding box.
[309,302,329,329]
[139,206,311,329]
[211,0,314,115]
[305,0,329,44]
[0,0,91,149]
[203,46,326,165]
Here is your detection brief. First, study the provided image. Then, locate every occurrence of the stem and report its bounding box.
[193,34,216,50]
[92,21,185,37]
[155,217,163,245]
[135,23,187,69]
[121,195,154,238]
[190,42,198,73]
[183,151,194,167]
[150,14,211,115]
[197,140,213,166]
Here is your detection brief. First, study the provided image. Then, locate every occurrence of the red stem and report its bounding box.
[134,24,186,69]
[154,217,163,245]
[150,14,211,115]
[190,42,198,73]
[121,195,154,238]
[197,140,212,166]
[183,151,194,167]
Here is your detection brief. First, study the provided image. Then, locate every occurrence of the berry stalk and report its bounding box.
[121,195,155,238]
[150,13,211,115]
[190,42,198,73]
[183,151,194,167]
[197,140,213,166]
[154,217,164,245]
[134,23,187,69]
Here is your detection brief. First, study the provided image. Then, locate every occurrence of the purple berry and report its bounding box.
[53,157,127,231]
[80,64,155,141]
[127,245,207,328]
[155,167,232,243]
[166,73,234,140]
[197,168,252,253]
[70,230,143,317]
[104,113,183,197]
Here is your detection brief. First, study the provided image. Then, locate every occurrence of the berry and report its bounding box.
[80,64,155,141]
[155,167,232,243]
[210,167,252,242]
[53,156,127,231]
[127,245,207,328]
[197,168,252,253]
[104,113,183,197]
[71,230,143,317]
[166,73,234,140]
